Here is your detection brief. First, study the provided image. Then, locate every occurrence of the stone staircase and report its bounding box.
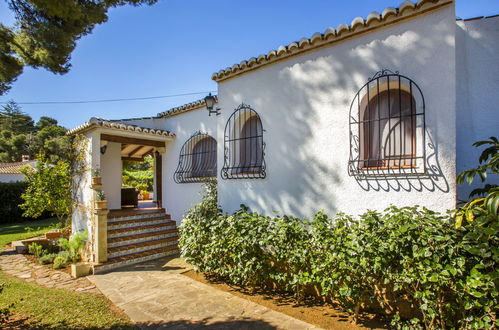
[93,209,179,273]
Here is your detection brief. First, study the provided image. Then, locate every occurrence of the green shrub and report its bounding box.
[180,184,498,329]
[28,242,44,258]
[52,251,70,269]
[39,253,57,265]
[52,256,66,269]
[58,231,87,263]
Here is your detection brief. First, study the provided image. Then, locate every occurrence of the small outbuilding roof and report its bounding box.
[211,0,453,82]
[0,161,36,174]
[67,117,175,138]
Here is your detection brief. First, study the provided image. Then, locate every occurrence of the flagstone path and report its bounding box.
[0,248,98,293]
[88,256,321,330]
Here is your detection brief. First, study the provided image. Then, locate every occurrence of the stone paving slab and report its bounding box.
[88,257,321,330]
[0,248,99,293]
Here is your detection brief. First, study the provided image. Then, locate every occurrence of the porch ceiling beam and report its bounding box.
[122,156,144,162]
[101,134,165,148]
[121,144,128,151]
[128,146,145,157]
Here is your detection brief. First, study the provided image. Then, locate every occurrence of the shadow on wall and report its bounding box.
[224,20,453,217]
[352,133,450,193]
[136,318,276,329]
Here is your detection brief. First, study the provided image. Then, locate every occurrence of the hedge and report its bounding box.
[179,182,498,329]
[0,181,48,223]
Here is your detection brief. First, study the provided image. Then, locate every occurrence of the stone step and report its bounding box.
[108,229,178,248]
[107,209,167,222]
[107,237,178,259]
[93,245,179,274]
[107,223,176,239]
[107,216,173,230]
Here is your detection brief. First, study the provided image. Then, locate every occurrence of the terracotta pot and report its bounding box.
[92,176,102,185]
[95,200,108,210]
[142,192,150,200]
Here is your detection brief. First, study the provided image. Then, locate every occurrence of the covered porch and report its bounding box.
[83,118,174,211]
[68,117,176,216]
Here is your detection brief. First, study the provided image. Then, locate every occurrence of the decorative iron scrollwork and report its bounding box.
[348,70,426,177]
[221,103,266,179]
[174,131,217,183]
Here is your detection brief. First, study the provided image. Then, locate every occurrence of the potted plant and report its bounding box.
[59,231,90,278]
[92,165,102,185]
[141,190,150,200]
[95,190,107,209]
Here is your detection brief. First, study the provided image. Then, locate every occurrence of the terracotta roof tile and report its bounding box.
[0,161,35,174]
[212,0,453,82]
[67,117,176,137]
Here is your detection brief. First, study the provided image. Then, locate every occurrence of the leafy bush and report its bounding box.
[52,250,70,269]
[39,253,57,265]
[52,256,66,269]
[180,184,498,328]
[455,136,498,227]
[28,242,44,258]
[58,231,87,263]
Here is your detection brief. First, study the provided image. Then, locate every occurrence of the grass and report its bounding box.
[0,218,60,248]
[0,271,136,329]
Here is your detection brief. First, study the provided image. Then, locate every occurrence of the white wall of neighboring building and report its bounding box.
[456,16,499,201]
[0,174,25,182]
[100,141,122,210]
[217,5,457,218]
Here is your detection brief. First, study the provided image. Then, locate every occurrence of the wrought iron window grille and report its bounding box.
[348,69,426,177]
[221,103,266,179]
[174,131,217,183]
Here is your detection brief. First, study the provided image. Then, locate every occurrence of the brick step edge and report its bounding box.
[107,229,179,248]
[93,246,179,274]
[107,209,167,221]
[107,217,175,230]
[108,223,176,238]
[108,237,178,258]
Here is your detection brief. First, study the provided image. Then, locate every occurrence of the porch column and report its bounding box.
[154,150,164,208]
[93,208,109,263]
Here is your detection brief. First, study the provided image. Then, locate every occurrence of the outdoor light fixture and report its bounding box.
[100,145,107,155]
[100,141,108,155]
[204,93,220,116]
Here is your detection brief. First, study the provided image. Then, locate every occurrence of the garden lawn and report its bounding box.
[0,271,136,329]
[0,218,59,248]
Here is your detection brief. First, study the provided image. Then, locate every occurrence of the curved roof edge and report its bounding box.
[157,95,217,118]
[212,0,453,82]
[67,117,175,138]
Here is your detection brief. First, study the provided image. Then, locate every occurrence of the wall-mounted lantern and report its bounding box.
[204,93,220,116]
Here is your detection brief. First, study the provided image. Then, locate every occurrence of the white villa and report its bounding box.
[68,0,499,273]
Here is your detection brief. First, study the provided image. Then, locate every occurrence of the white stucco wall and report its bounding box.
[100,141,122,210]
[217,5,457,218]
[72,132,96,236]
[456,16,499,201]
[125,109,217,223]
[0,174,25,182]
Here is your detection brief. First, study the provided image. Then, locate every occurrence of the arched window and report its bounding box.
[348,70,426,176]
[221,104,266,179]
[174,132,217,183]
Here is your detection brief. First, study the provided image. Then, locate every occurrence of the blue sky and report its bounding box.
[0,0,498,129]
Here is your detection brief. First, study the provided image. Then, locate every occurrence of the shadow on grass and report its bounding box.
[0,218,59,235]
[3,315,275,330]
